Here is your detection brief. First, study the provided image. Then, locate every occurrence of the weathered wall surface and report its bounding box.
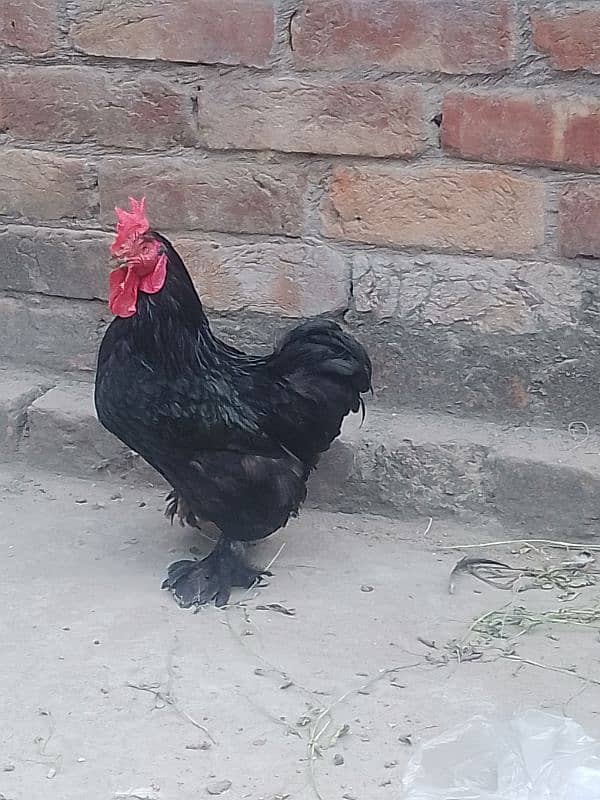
[1,1,600,424]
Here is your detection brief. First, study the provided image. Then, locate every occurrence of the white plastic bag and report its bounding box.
[402,710,600,799]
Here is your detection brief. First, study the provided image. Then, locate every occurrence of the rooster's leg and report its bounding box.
[161,537,271,608]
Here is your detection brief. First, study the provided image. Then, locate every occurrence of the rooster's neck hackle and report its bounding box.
[129,234,220,371]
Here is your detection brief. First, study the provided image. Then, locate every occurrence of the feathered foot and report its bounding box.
[164,490,200,528]
[161,538,271,609]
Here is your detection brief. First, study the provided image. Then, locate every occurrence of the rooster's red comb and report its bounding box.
[111,196,150,256]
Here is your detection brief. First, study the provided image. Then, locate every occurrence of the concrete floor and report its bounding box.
[1,465,599,800]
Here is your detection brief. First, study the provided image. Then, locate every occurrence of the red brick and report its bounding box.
[0,150,97,221]
[72,0,275,67]
[0,0,58,55]
[99,158,308,237]
[291,0,516,74]
[0,226,110,300]
[176,238,349,317]
[321,167,544,256]
[559,183,600,258]
[0,67,195,150]
[442,91,600,171]
[564,113,600,171]
[198,76,426,158]
[533,9,600,73]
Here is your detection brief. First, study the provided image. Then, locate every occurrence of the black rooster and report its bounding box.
[95,198,372,607]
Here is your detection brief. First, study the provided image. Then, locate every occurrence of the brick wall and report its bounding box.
[1,1,600,424]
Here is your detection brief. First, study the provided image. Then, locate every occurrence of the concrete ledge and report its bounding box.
[314,411,600,535]
[20,382,160,485]
[6,373,600,537]
[0,369,54,452]
[6,287,600,428]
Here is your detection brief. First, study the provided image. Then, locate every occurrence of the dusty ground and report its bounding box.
[1,465,600,800]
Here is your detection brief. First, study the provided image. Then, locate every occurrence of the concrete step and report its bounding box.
[0,369,55,451]
[2,367,600,537]
[5,289,600,429]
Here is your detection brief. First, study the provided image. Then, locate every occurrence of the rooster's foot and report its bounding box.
[162,538,271,608]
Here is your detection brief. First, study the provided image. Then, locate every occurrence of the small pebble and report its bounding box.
[110,493,122,501]
[333,754,344,766]
[75,498,87,504]
[139,501,146,508]
[93,639,101,645]
[2,765,15,772]
[360,585,374,593]
[384,760,398,768]
[77,757,86,763]
[61,626,71,631]
[206,779,232,795]
[46,768,57,779]
[342,794,357,800]
[380,778,392,787]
